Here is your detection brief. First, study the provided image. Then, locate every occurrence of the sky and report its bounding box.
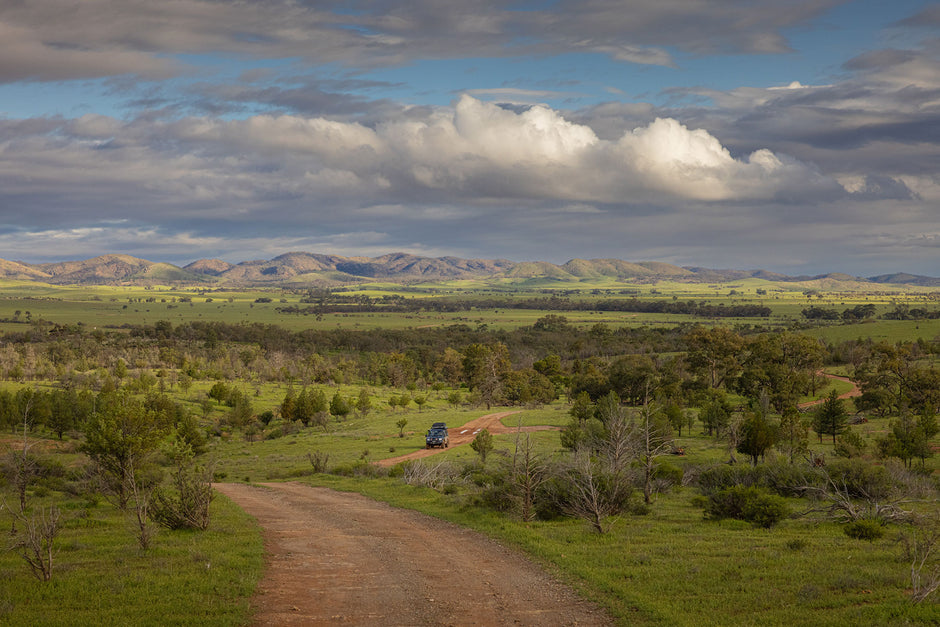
[0,0,938,276]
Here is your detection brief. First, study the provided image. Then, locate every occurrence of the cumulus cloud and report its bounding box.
[611,38,940,204]
[0,97,835,221]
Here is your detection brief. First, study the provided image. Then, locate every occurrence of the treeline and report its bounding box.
[275,296,771,318]
[802,303,940,321]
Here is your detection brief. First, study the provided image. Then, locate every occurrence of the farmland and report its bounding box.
[0,275,938,625]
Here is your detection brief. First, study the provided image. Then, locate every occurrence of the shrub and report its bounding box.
[653,461,683,486]
[825,458,893,500]
[306,450,330,473]
[785,538,807,551]
[705,485,790,528]
[696,464,759,494]
[330,460,387,478]
[834,428,867,459]
[742,493,790,528]
[843,519,885,541]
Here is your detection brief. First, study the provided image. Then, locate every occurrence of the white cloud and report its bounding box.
[0,97,837,219]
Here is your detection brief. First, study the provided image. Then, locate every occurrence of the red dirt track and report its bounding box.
[213,481,612,626]
[377,411,558,467]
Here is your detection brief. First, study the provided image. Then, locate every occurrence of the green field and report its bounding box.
[0,277,937,624]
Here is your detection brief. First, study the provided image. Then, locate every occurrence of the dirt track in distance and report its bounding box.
[214,481,613,626]
[797,372,861,410]
[377,411,558,467]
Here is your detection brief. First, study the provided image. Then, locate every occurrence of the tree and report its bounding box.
[562,451,630,533]
[356,388,372,416]
[396,417,408,438]
[569,391,595,424]
[6,391,43,517]
[9,506,60,581]
[776,407,808,464]
[735,333,824,411]
[279,387,296,422]
[737,412,778,466]
[699,390,732,437]
[462,343,511,409]
[150,441,214,531]
[608,354,657,406]
[813,390,848,444]
[435,348,464,386]
[413,394,428,412]
[877,413,933,468]
[292,388,313,426]
[329,391,351,420]
[208,381,230,406]
[446,390,462,409]
[470,428,494,464]
[513,434,547,522]
[684,326,743,389]
[80,392,171,509]
[664,401,685,437]
[637,402,674,504]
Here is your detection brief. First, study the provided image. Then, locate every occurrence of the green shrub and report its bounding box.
[331,460,386,478]
[742,492,790,528]
[697,462,823,498]
[785,538,807,551]
[533,475,571,520]
[833,428,867,458]
[697,464,757,494]
[843,519,885,541]
[652,461,683,486]
[705,485,790,528]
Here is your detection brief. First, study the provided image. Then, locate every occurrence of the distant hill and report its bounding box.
[867,273,940,287]
[0,258,52,281]
[31,254,212,285]
[1,252,937,288]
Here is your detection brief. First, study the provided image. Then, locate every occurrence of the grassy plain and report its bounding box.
[0,276,938,624]
[0,277,938,336]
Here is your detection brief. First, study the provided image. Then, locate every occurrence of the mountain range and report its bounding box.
[0,253,937,288]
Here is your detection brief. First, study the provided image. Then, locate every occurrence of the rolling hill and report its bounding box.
[0,252,936,288]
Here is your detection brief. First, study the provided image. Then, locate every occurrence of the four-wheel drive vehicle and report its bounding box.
[425,423,449,448]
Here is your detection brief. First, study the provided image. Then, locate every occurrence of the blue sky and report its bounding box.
[0,0,937,276]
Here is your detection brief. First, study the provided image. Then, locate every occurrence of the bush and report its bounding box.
[698,461,825,498]
[843,519,885,541]
[533,475,571,521]
[330,460,387,478]
[825,458,893,500]
[705,485,790,528]
[653,461,683,486]
[834,428,867,459]
[697,464,759,494]
[306,450,330,473]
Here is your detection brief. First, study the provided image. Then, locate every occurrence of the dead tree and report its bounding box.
[8,506,61,581]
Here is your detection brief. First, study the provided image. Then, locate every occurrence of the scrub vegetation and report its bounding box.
[0,277,938,625]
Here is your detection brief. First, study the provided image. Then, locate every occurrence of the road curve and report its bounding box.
[214,481,612,626]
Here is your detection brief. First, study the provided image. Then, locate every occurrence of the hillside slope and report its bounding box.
[4,252,936,288]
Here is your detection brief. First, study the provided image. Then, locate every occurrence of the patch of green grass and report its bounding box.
[0,493,263,626]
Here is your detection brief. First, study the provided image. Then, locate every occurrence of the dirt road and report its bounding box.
[797,372,861,410]
[214,481,612,626]
[378,411,558,467]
